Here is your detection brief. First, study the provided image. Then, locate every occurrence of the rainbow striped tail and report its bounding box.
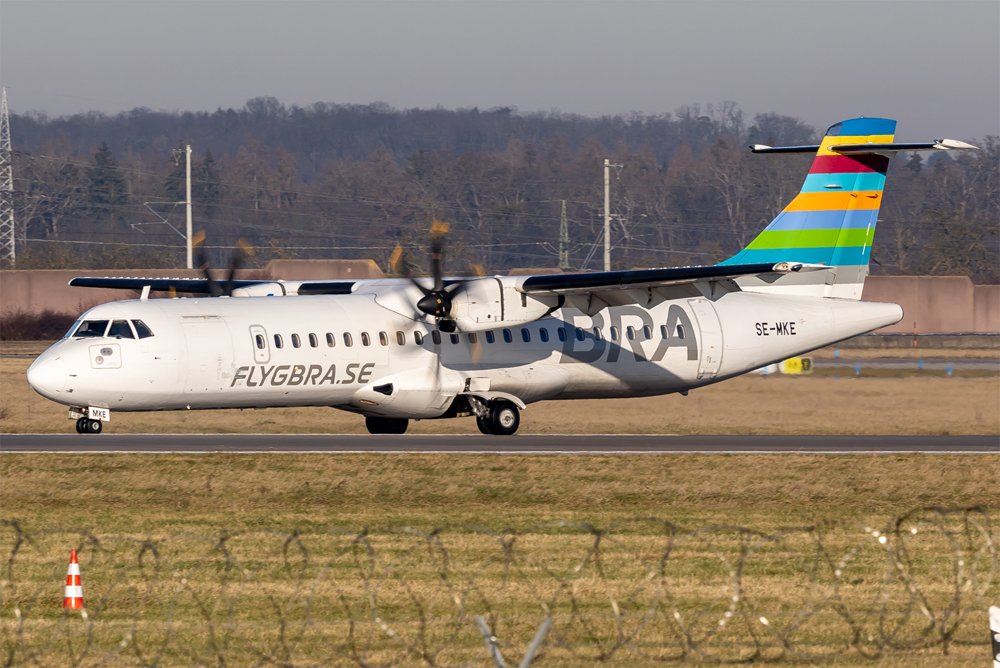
[721,117,896,299]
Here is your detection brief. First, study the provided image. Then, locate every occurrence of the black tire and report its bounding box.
[365,416,409,434]
[476,416,493,435]
[75,417,87,433]
[87,419,103,434]
[488,401,520,436]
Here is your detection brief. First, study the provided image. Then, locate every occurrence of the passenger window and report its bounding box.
[626,326,635,341]
[132,320,154,338]
[379,331,388,346]
[431,330,442,345]
[326,332,336,347]
[361,332,371,346]
[292,333,301,348]
[557,328,567,342]
[274,334,284,349]
[450,333,460,344]
[676,324,686,339]
[660,325,668,338]
[343,333,353,347]
[610,327,619,341]
[485,331,496,344]
[593,327,604,341]
[108,320,134,339]
[521,328,530,343]
[75,320,109,338]
[255,334,265,350]
[643,325,652,340]
[396,331,406,345]
[502,329,513,343]
[576,328,585,341]
[414,331,424,345]
[309,333,318,347]
[468,333,478,344]
[539,328,549,343]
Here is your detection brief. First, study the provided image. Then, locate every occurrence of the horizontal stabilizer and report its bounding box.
[750,139,977,154]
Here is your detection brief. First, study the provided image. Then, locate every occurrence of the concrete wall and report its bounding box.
[860,276,997,333]
[1,265,996,333]
[974,285,1000,333]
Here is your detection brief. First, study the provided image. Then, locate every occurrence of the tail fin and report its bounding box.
[722,117,896,299]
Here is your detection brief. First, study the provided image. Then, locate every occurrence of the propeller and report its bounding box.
[193,231,255,297]
[393,220,475,333]
[391,222,489,371]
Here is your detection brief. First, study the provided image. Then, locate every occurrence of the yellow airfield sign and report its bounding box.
[781,357,814,375]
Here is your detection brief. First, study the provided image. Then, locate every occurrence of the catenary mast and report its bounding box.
[0,88,14,266]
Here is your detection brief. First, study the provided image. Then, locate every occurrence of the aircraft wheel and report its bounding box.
[488,401,520,436]
[75,417,87,433]
[86,419,103,434]
[476,416,493,435]
[365,416,409,435]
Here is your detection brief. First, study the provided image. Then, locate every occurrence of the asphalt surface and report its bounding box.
[1,434,996,454]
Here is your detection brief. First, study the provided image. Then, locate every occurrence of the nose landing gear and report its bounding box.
[71,407,108,434]
[75,417,103,434]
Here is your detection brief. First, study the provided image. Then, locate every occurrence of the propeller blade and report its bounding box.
[389,244,407,276]
[469,331,484,364]
[222,240,252,297]
[429,220,449,292]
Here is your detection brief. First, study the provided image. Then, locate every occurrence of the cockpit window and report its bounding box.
[64,319,83,339]
[108,320,135,339]
[132,320,154,338]
[73,320,109,338]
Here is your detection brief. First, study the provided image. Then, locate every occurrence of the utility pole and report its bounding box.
[184,144,193,269]
[0,88,14,266]
[558,199,570,271]
[603,158,622,271]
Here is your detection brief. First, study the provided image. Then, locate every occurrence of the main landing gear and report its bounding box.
[365,416,409,434]
[476,400,520,436]
[75,417,103,434]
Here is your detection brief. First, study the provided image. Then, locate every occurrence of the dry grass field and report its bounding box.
[2,455,998,665]
[1,350,998,435]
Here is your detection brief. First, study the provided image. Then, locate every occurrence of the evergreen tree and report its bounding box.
[86,142,128,222]
[193,150,221,219]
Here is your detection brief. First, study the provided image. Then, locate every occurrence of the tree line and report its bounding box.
[8,98,998,282]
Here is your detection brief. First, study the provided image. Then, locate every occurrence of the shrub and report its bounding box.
[0,309,76,340]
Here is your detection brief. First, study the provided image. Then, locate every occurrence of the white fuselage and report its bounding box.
[27,290,902,420]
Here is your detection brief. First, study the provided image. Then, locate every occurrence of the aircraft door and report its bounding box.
[181,318,234,394]
[687,298,723,379]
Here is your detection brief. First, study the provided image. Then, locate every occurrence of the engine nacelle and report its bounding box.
[450,277,559,332]
[230,282,288,297]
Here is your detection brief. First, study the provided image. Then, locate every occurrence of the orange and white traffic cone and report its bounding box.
[62,548,84,610]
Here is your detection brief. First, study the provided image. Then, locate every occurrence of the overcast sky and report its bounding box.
[2,1,998,141]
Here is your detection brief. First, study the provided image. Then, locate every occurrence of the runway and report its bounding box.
[1,433,997,454]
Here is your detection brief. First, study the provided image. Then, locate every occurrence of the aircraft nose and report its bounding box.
[27,354,67,401]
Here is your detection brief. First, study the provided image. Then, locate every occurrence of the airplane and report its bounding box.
[26,118,977,435]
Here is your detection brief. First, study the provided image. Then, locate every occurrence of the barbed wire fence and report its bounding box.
[1,506,996,666]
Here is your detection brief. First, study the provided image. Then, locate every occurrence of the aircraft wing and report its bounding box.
[68,277,356,295]
[519,262,814,295]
